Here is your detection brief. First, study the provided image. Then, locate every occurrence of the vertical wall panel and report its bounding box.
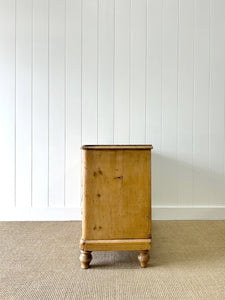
[177,0,194,206]
[193,0,210,206]
[82,0,98,145]
[65,0,82,207]
[16,0,32,208]
[32,0,49,207]
[98,0,114,144]
[0,0,225,219]
[146,0,163,149]
[146,0,163,206]
[114,0,130,144]
[0,0,15,207]
[130,0,146,144]
[160,0,179,206]
[49,0,65,207]
[209,0,225,206]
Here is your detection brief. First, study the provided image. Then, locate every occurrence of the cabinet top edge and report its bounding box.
[81,145,153,150]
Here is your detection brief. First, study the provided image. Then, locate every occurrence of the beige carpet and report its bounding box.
[0,221,224,300]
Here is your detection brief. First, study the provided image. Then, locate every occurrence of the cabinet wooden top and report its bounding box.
[81,145,153,150]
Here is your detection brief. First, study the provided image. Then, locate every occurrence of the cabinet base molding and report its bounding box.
[80,238,151,251]
[79,239,151,268]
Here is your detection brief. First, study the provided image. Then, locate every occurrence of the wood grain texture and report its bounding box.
[80,239,151,251]
[81,148,151,240]
[81,145,153,150]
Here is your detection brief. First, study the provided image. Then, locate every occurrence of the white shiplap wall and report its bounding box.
[0,0,225,220]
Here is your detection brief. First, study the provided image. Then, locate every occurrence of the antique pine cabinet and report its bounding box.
[79,145,153,268]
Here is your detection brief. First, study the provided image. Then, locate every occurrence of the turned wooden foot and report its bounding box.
[80,250,92,269]
[138,250,150,268]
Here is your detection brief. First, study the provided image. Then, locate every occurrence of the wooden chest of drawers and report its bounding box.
[80,145,153,268]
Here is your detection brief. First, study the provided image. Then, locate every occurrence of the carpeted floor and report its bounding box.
[0,221,224,300]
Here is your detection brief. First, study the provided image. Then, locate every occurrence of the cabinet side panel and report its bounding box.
[82,149,151,239]
[149,150,152,235]
[81,150,88,239]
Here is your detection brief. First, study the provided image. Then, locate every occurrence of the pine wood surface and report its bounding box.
[80,239,151,251]
[82,148,151,240]
[80,145,152,267]
[81,145,153,150]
